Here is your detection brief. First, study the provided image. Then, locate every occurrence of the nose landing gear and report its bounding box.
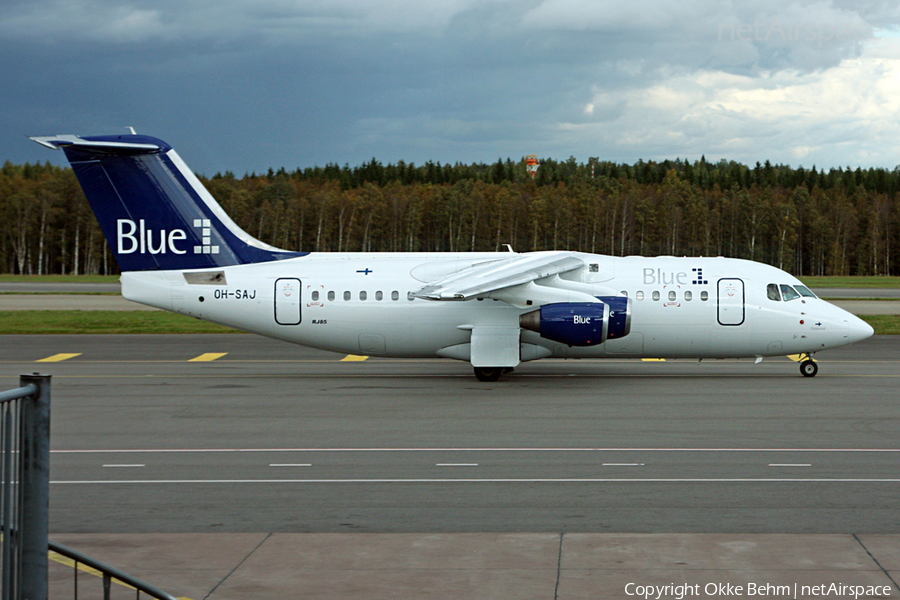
[798,354,818,377]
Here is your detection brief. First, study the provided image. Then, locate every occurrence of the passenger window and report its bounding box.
[767,283,781,301]
[795,285,817,298]
[636,291,644,301]
[589,263,599,272]
[407,292,415,301]
[652,291,660,301]
[780,284,800,301]
[375,291,383,301]
[700,291,708,301]
[343,291,350,301]
[391,291,399,301]
[328,291,335,301]
[668,290,676,301]
[312,291,319,301]
[360,291,367,301]
[620,291,627,297]
[684,291,692,301]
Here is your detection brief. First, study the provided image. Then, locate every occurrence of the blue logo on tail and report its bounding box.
[32,134,305,272]
[193,219,220,255]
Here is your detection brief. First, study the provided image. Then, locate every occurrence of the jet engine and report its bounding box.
[519,297,631,347]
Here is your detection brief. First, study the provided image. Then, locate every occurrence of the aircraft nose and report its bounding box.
[845,314,874,344]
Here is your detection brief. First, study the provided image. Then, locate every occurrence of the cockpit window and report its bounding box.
[795,285,817,298]
[766,283,781,301]
[780,284,801,301]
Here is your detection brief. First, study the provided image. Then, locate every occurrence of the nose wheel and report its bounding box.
[799,355,818,377]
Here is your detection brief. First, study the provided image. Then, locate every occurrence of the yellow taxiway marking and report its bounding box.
[188,353,228,362]
[36,353,81,363]
[641,358,666,362]
[341,354,369,362]
[49,552,124,587]
[786,354,817,362]
[49,551,195,600]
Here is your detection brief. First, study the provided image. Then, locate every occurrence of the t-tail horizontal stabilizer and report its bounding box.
[30,134,306,272]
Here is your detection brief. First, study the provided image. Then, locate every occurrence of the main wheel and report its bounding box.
[474,367,503,382]
[800,360,818,377]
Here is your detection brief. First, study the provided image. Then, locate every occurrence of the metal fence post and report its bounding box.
[19,374,50,600]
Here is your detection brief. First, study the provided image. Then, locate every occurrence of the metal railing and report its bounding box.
[0,375,180,600]
[0,373,50,600]
[48,541,179,600]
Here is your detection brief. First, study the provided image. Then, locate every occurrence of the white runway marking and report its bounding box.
[51,478,900,484]
[101,464,145,468]
[436,463,478,467]
[269,464,312,467]
[769,463,812,467]
[50,447,900,454]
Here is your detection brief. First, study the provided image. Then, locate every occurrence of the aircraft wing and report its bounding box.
[412,252,584,301]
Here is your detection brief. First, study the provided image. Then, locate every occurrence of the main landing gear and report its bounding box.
[473,367,513,382]
[798,354,818,377]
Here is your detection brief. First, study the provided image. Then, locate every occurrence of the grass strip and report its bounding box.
[800,276,900,288]
[859,315,900,335]
[0,275,119,283]
[0,311,240,334]
[820,297,900,302]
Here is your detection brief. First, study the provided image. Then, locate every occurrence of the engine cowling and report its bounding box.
[519,302,608,346]
[596,296,631,339]
[519,297,632,346]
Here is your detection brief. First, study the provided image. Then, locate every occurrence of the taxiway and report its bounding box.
[1,334,897,535]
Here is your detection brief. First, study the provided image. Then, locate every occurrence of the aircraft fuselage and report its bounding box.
[123,252,870,361]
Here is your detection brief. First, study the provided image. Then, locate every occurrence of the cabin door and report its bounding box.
[274,278,301,325]
[717,278,744,326]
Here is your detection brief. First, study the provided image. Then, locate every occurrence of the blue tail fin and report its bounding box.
[31,134,305,272]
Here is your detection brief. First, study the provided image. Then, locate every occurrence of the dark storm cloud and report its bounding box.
[2,1,899,173]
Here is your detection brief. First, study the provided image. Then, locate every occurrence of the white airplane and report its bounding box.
[32,133,873,381]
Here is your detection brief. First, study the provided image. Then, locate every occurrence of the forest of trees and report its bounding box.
[2,154,899,277]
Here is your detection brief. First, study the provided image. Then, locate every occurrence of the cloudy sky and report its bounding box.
[3,0,900,175]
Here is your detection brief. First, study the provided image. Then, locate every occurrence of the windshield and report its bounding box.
[794,285,817,298]
[780,284,801,301]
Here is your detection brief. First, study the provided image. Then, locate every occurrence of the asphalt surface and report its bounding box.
[6,261,900,597]
[1,333,897,535]
[3,282,898,598]
[46,532,900,600]
[2,328,898,598]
